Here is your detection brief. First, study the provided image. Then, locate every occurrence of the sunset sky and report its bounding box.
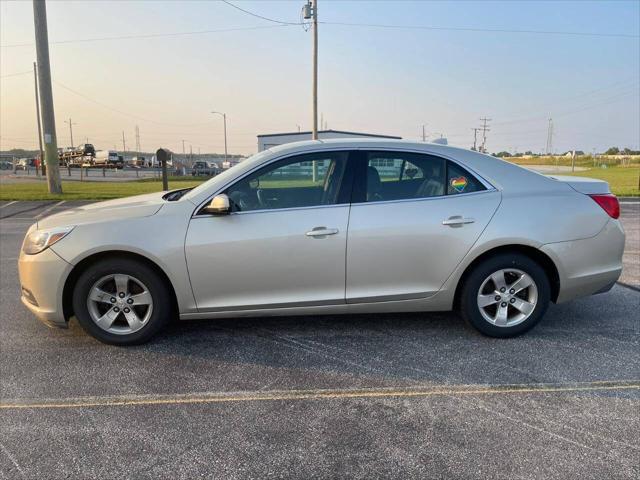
[1,0,639,155]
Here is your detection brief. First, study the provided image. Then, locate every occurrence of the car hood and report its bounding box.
[37,191,166,230]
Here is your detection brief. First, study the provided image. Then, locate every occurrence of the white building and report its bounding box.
[257,129,401,152]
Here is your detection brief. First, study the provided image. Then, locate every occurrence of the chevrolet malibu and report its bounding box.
[19,139,624,345]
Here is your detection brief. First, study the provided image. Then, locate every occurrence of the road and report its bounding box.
[0,200,638,479]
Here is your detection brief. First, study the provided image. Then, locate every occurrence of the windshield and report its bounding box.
[183,150,273,201]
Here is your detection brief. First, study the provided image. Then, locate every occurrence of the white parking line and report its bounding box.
[0,201,17,210]
[35,200,65,219]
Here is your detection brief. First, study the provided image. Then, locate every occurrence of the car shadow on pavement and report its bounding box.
[126,289,639,388]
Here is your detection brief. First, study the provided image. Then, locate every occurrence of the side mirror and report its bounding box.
[203,194,231,215]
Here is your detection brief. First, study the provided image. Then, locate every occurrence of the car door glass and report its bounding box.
[365,152,446,202]
[446,162,486,195]
[225,152,348,212]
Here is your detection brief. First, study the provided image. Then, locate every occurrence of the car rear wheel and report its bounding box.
[459,253,550,337]
[72,258,172,345]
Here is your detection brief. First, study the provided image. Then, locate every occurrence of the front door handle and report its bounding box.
[442,216,475,227]
[306,227,339,237]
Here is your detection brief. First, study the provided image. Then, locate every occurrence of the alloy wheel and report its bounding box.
[86,274,153,335]
[476,268,538,327]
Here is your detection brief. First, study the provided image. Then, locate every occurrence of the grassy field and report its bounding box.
[1,166,638,200]
[558,166,639,197]
[507,155,640,168]
[0,178,206,201]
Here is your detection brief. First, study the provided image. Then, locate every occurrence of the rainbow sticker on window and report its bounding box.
[450,176,468,192]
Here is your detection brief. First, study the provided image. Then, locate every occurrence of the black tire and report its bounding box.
[72,257,172,345]
[459,253,550,338]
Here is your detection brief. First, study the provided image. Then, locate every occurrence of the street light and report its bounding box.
[211,111,228,167]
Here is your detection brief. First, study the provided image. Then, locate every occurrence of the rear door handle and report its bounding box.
[442,216,475,227]
[306,227,339,237]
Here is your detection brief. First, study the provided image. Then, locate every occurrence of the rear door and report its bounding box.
[346,150,501,303]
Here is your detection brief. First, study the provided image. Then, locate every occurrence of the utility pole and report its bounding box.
[33,0,61,194]
[312,0,318,139]
[479,117,491,153]
[64,118,76,148]
[33,62,44,176]
[303,0,318,140]
[472,128,480,151]
[422,125,427,142]
[182,139,186,159]
[122,131,126,152]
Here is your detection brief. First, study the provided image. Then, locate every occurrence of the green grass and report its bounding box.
[1,167,637,200]
[507,155,640,168]
[0,178,206,201]
[559,166,640,197]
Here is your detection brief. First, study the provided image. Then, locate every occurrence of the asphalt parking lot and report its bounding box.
[0,200,638,479]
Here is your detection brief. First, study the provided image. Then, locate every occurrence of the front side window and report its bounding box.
[224,152,349,212]
[364,152,446,202]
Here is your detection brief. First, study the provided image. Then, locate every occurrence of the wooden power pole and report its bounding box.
[33,0,62,194]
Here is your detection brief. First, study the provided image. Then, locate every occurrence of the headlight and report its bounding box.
[22,226,74,255]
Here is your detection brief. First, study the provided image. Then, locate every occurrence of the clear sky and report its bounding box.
[1,0,639,155]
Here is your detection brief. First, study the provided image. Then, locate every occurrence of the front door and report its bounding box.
[185,150,353,312]
[346,150,501,303]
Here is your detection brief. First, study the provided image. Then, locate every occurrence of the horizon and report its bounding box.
[1,0,639,156]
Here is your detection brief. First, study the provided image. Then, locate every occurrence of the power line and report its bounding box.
[0,70,32,78]
[493,79,639,126]
[0,24,293,48]
[2,17,636,49]
[53,80,216,127]
[221,0,305,26]
[318,21,639,39]
[493,88,638,130]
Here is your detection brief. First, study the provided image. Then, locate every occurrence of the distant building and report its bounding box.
[257,129,402,152]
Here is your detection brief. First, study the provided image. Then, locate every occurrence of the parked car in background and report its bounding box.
[77,144,96,156]
[0,160,14,170]
[15,158,37,170]
[130,156,146,167]
[94,150,123,169]
[191,161,219,176]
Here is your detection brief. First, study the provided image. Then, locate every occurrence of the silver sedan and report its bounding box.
[19,139,624,345]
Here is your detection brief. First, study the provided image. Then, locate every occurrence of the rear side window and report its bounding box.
[364,152,446,202]
[446,161,486,195]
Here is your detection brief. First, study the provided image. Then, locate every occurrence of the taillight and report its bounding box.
[589,194,620,219]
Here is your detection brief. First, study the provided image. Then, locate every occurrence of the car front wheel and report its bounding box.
[459,253,551,337]
[72,258,172,345]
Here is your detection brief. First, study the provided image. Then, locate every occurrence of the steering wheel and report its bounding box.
[229,191,257,212]
[256,189,279,208]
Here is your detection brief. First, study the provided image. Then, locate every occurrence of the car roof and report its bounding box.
[184,139,562,204]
